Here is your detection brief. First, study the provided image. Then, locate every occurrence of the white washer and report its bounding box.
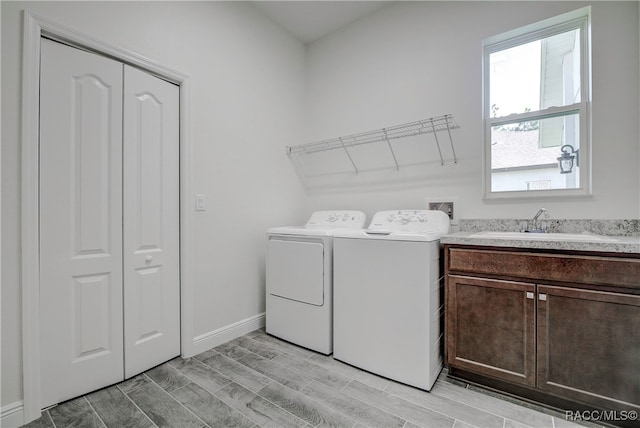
[333,209,450,390]
[266,211,366,354]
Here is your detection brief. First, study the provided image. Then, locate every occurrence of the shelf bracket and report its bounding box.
[340,137,359,175]
[445,115,458,164]
[383,129,400,171]
[430,118,445,165]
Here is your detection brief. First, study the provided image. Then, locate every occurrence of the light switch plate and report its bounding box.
[195,194,206,211]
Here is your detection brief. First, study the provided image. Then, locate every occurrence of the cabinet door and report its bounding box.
[446,275,536,386]
[537,285,640,410]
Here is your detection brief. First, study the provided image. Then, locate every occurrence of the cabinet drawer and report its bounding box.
[447,248,640,289]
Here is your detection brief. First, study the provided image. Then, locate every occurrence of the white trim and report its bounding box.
[483,6,591,46]
[20,11,194,424]
[179,77,196,359]
[21,11,43,423]
[191,313,266,356]
[1,401,25,428]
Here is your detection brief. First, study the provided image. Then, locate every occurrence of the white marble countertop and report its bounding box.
[441,231,640,254]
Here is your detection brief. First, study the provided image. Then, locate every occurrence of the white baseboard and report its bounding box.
[187,312,265,357]
[1,401,24,428]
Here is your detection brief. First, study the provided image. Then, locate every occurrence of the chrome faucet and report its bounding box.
[525,208,549,233]
[532,208,548,222]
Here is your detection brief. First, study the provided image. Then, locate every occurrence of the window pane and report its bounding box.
[489,29,581,118]
[540,29,581,109]
[490,40,541,117]
[491,113,580,192]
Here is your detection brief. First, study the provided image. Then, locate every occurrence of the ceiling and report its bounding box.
[250,1,391,44]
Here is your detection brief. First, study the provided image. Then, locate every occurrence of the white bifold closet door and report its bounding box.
[122,64,180,378]
[39,38,180,408]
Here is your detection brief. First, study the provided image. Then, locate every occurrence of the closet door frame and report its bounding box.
[20,11,195,423]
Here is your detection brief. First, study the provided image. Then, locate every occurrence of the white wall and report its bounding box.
[303,1,640,222]
[1,0,307,409]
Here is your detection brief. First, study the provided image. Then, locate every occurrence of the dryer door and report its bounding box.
[267,238,324,306]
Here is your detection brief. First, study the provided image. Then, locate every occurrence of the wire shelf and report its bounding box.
[286,114,459,173]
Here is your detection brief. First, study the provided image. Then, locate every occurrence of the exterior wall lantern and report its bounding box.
[557,144,579,174]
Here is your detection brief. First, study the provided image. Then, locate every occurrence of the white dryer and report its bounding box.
[266,211,366,354]
[333,210,450,390]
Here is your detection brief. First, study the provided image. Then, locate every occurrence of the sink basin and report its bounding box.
[469,231,619,243]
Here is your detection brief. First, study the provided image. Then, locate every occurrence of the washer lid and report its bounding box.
[334,210,450,241]
[267,210,366,236]
[305,210,366,229]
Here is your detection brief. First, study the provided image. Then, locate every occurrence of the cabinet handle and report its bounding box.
[539,293,547,301]
[526,292,534,299]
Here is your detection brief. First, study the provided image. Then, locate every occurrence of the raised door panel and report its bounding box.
[446,275,536,387]
[537,285,640,411]
[123,65,180,378]
[39,38,124,408]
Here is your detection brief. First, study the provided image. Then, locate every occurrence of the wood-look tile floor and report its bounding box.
[24,329,595,428]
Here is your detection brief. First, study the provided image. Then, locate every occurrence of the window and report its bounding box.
[483,8,591,198]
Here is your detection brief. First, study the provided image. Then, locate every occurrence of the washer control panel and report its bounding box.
[368,210,450,234]
[305,211,366,229]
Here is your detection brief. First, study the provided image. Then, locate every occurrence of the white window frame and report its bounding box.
[482,7,592,199]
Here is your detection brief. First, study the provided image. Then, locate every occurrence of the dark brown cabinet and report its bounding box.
[445,245,640,418]
[536,285,640,410]
[447,275,536,387]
